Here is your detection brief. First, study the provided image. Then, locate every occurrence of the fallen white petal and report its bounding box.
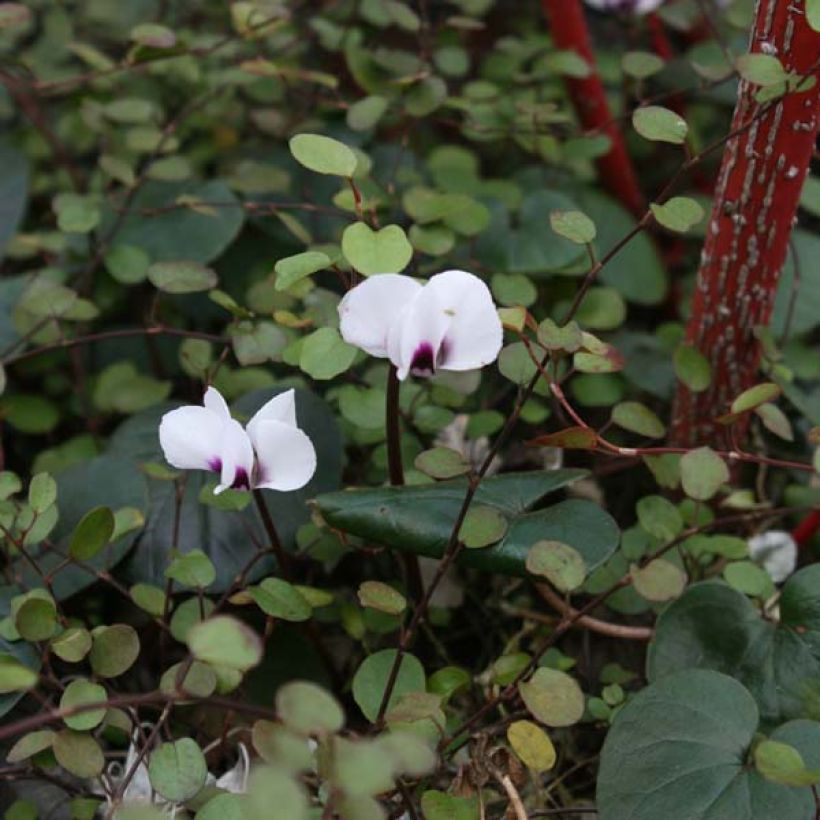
[748,530,797,583]
[584,0,664,13]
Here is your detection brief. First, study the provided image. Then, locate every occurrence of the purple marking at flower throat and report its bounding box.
[208,457,250,490]
[231,468,250,490]
[410,342,436,377]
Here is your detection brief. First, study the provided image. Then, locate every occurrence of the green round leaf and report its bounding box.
[69,506,115,561]
[28,472,56,514]
[341,223,413,276]
[754,739,816,787]
[420,791,479,820]
[274,251,331,291]
[130,583,167,617]
[147,261,218,294]
[636,495,683,541]
[15,597,57,642]
[537,318,583,352]
[352,649,425,723]
[165,549,216,589]
[250,577,312,622]
[357,581,407,615]
[252,720,314,770]
[498,342,538,385]
[244,767,310,820]
[159,661,217,698]
[630,559,687,602]
[414,447,471,480]
[549,210,596,245]
[611,402,666,438]
[526,540,587,591]
[507,719,556,772]
[53,730,105,778]
[622,50,665,79]
[89,624,140,678]
[60,679,107,731]
[50,627,92,663]
[196,794,244,820]
[148,738,208,802]
[289,133,357,176]
[736,53,788,87]
[650,196,705,234]
[347,95,389,131]
[131,22,176,47]
[0,657,38,694]
[187,615,262,672]
[458,505,508,549]
[723,560,772,598]
[519,667,585,728]
[299,327,357,380]
[632,105,689,144]
[575,287,627,331]
[6,730,55,764]
[674,344,711,392]
[730,382,781,415]
[276,680,345,736]
[680,446,729,501]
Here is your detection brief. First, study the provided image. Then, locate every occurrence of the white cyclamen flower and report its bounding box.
[338,269,503,381]
[584,0,664,13]
[159,387,316,494]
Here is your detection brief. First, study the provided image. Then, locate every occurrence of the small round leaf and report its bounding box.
[148,738,208,803]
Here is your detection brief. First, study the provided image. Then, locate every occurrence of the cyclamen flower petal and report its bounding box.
[339,269,503,381]
[251,420,317,492]
[158,405,226,473]
[584,0,664,13]
[215,419,255,494]
[338,273,422,357]
[246,389,298,443]
[159,387,317,494]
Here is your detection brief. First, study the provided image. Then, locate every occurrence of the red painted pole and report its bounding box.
[670,0,820,447]
[793,510,820,548]
[541,0,646,217]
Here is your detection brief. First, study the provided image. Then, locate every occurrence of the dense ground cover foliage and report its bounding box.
[0,0,819,818]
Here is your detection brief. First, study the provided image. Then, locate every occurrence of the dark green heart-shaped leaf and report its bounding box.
[647,568,820,723]
[597,669,819,820]
[316,471,619,578]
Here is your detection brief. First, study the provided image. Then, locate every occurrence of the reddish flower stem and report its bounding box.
[541,0,645,217]
[670,1,820,447]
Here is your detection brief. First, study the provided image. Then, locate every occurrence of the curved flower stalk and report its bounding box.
[159,387,317,494]
[338,269,503,381]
